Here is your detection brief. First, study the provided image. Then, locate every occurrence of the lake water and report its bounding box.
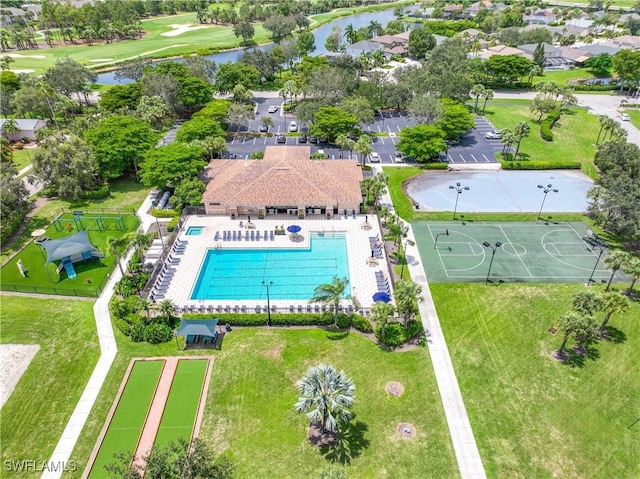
[96,9,398,84]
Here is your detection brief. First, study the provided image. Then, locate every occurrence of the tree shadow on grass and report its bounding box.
[320,420,369,465]
[601,325,627,344]
[562,344,600,368]
[326,330,349,341]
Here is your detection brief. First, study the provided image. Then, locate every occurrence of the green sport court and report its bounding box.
[412,222,620,284]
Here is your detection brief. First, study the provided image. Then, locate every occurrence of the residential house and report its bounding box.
[0,118,47,141]
[524,9,558,26]
[346,40,384,58]
[479,44,529,60]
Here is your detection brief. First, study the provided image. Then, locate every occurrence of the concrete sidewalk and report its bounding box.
[375,166,487,479]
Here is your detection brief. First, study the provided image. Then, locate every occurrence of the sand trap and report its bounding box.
[161,24,208,37]
[89,58,114,62]
[0,344,40,409]
[13,69,35,74]
[4,53,46,59]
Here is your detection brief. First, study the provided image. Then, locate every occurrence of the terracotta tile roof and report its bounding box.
[203,146,364,207]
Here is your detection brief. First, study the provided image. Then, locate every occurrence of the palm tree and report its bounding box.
[335,134,350,159]
[310,277,349,327]
[622,256,640,296]
[470,84,484,114]
[158,299,175,322]
[480,88,494,115]
[556,311,586,356]
[355,136,372,166]
[603,250,629,292]
[136,297,153,321]
[107,234,133,276]
[383,217,409,248]
[370,301,396,340]
[131,232,151,259]
[1,117,19,141]
[368,20,382,37]
[344,24,357,44]
[372,50,385,68]
[572,290,603,315]
[394,280,423,328]
[513,121,530,160]
[527,65,543,85]
[500,128,515,158]
[595,115,608,145]
[294,364,355,434]
[599,290,629,333]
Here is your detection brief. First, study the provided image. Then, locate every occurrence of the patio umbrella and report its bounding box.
[372,292,391,303]
[287,225,302,234]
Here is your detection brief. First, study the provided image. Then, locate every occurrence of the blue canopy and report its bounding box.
[175,318,218,338]
[287,225,301,233]
[372,292,391,303]
[41,230,99,264]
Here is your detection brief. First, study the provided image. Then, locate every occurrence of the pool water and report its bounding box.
[191,233,350,301]
[186,226,205,236]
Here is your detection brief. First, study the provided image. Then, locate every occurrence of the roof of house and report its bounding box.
[394,30,411,41]
[386,45,408,55]
[202,146,364,207]
[579,43,621,55]
[480,45,528,59]
[519,42,563,57]
[0,118,45,131]
[458,28,484,38]
[347,40,384,53]
[612,35,640,48]
[372,34,405,46]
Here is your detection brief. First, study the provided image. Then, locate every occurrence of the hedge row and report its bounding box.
[501,160,581,170]
[182,312,373,333]
[540,109,562,141]
[572,84,618,91]
[375,319,422,347]
[420,162,449,170]
[151,208,178,218]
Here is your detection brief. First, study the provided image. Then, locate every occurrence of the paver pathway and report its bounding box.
[133,358,179,465]
[375,166,487,479]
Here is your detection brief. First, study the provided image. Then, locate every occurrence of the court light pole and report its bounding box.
[482,241,502,284]
[449,182,469,220]
[400,238,415,280]
[262,281,273,326]
[587,242,608,286]
[537,184,559,221]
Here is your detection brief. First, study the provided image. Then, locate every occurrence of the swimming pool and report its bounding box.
[186,226,205,236]
[190,233,350,301]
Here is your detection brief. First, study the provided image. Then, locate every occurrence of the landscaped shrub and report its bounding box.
[115,319,131,336]
[405,319,422,341]
[166,216,180,232]
[376,322,406,347]
[249,150,264,159]
[539,109,561,141]
[501,160,581,170]
[182,312,334,327]
[82,184,110,200]
[128,249,142,272]
[351,315,373,333]
[129,321,146,342]
[109,297,130,320]
[421,162,448,170]
[144,323,173,344]
[151,208,177,218]
[336,313,351,329]
[114,276,138,298]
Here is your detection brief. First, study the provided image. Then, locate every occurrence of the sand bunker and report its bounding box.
[13,69,35,74]
[89,58,114,62]
[4,53,46,59]
[0,344,40,409]
[161,24,208,37]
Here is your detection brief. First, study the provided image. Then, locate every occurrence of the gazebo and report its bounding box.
[175,318,218,348]
[39,230,101,280]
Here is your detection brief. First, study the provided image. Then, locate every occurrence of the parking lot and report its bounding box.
[224,97,503,165]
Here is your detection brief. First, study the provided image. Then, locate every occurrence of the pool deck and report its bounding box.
[153,215,390,310]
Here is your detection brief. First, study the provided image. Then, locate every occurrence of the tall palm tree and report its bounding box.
[500,128,515,157]
[394,280,424,328]
[355,136,372,166]
[158,299,175,322]
[136,297,152,321]
[513,121,530,160]
[470,84,484,113]
[107,234,133,276]
[383,217,409,248]
[481,88,494,115]
[603,250,629,292]
[1,117,19,141]
[344,24,357,44]
[556,311,586,356]
[571,290,602,315]
[310,276,349,327]
[294,364,355,434]
[370,301,395,340]
[599,290,629,333]
[595,115,608,145]
[622,256,640,296]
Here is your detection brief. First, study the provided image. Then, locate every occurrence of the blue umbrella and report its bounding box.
[287,225,302,233]
[372,292,391,303]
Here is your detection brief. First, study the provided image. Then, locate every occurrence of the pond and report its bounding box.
[568,78,617,86]
[96,9,399,84]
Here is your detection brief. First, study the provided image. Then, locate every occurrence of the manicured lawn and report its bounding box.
[484,99,600,177]
[0,213,139,297]
[153,359,208,448]
[68,328,458,479]
[0,296,99,478]
[430,283,640,479]
[625,109,640,130]
[532,67,598,87]
[10,148,33,173]
[88,360,164,479]
[1,177,148,267]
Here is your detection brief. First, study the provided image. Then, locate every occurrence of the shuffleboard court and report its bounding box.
[412,221,627,284]
[88,360,164,478]
[153,359,209,448]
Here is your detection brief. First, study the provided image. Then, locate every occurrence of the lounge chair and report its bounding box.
[256,231,261,241]
[347,305,354,313]
[307,305,313,313]
[238,230,242,239]
[343,209,348,218]
[289,305,295,312]
[241,305,247,313]
[270,231,275,241]
[314,305,320,312]
[255,305,261,313]
[207,305,214,312]
[225,305,231,312]
[264,231,268,241]
[216,305,223,312]
[244,230,248,240]
[233,305,240,313]
[271,304,277,312]
[352,210,356,219]
[232,231,237,241]
[251,231,255,241]
[239,221,243,228]
[214,231,220,241]
[298,305,304,312]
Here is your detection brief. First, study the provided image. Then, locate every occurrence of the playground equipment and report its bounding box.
[53,212,125,232]
[60,257,77,279]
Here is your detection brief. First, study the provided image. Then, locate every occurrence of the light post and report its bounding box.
[449,182,469,220]
[537,184,559,221]
[400,238,414,280]
[262,281,273,326]
[482,241,502,284]
[587,242,608,286]
[155,217,165,249]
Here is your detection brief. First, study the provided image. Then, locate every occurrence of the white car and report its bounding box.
[289,121,298,132]
[268,105,279,113]
[618,113,630,121]
[392,152,404,163]
[485,130,502,139]
[369,152,380,163]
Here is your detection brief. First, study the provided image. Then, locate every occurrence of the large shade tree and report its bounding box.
[294,364,355,437]
[140,144,206,189]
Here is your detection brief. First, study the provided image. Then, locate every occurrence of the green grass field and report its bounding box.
[9,148,33,173]
[88,360,164,479]
[533,67,598,87]
[153,359,208,448]
[484,99,600,177]
[625,109,640,129]
[412,221,617,284]
[0,296,99,479]
[430,283,640,479]
[0,213,139,297]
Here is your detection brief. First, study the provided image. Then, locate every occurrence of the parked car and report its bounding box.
[392,152,404,163]
[289,121,298,132]
[309,136,318,144]
[276,134,286,143]
[298,134,308,143]
[619,113,630,121]
[369,152,380,163]
[223,153,237,159]
[259,124,269,132]
[485,130,502,139]
[437,151,449,162]
[268,105,279,113]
